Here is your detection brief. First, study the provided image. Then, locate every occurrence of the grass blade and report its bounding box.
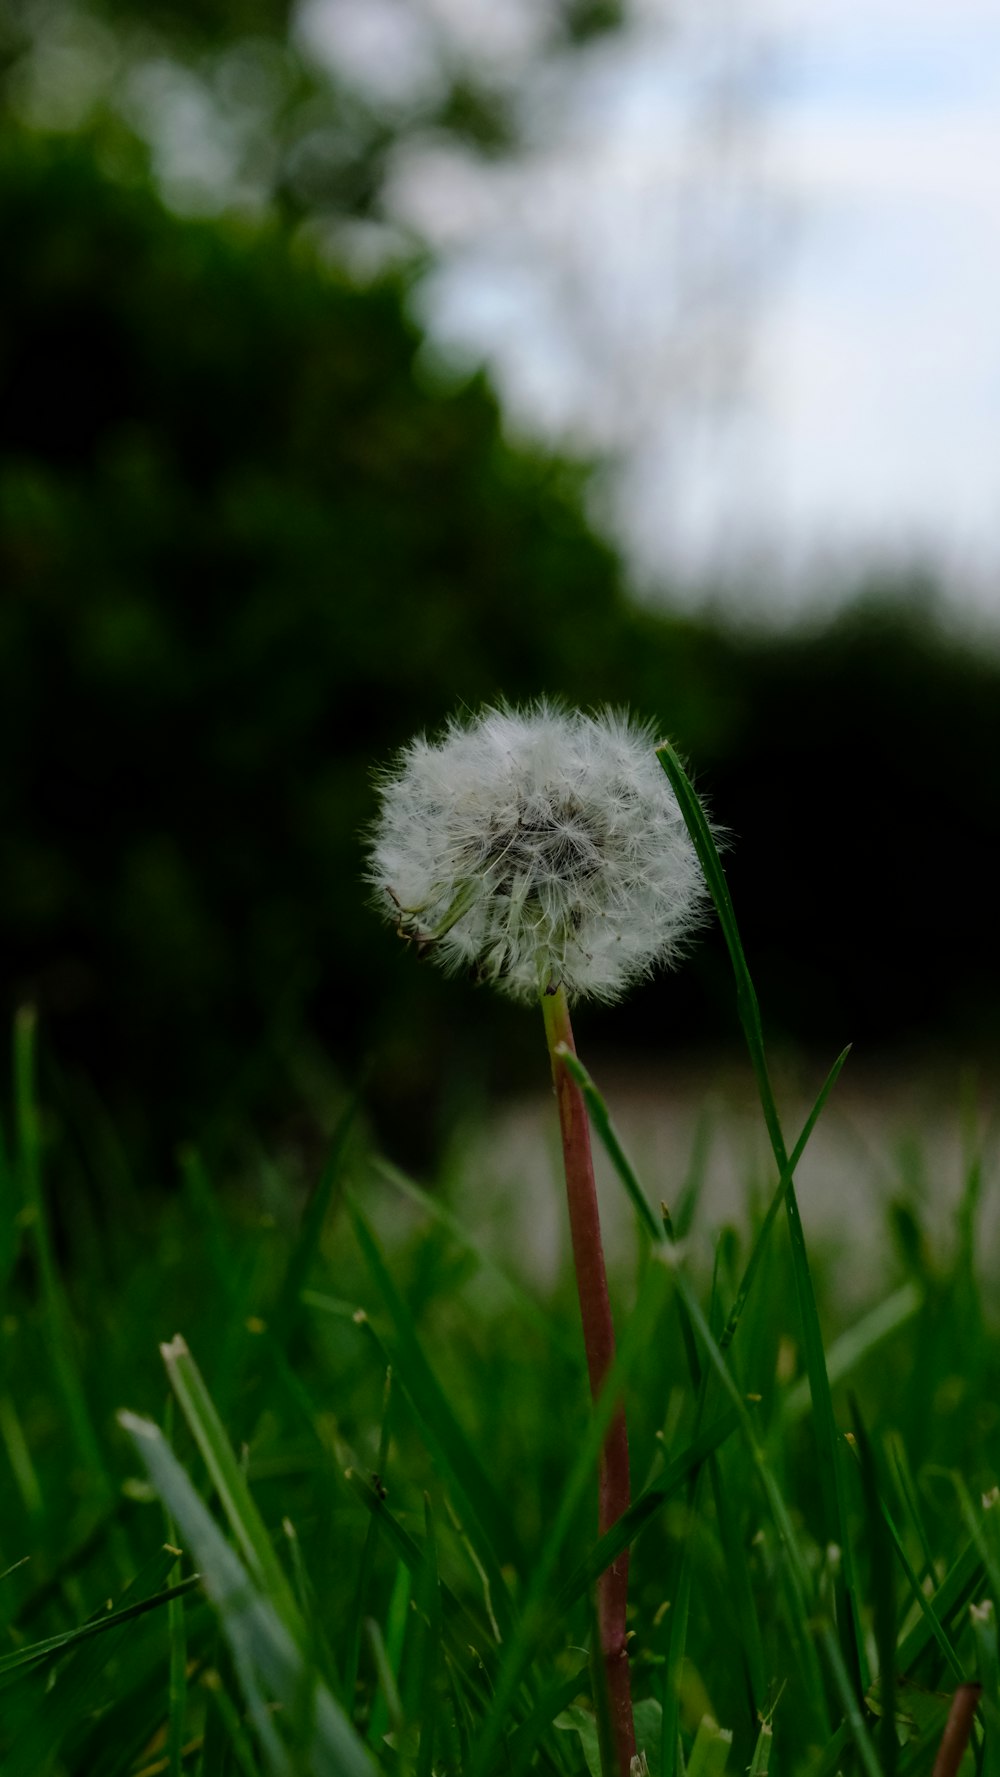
[342,1367,394,1718]
[160,1334,303,1639]
[14,1007,107,1494]
[166,1552,188,1777]
[783,1284,923,1422]
[121,1410,378,1777]
[896,1537,983,1679]
[467,1252,674,1777]
[554,1406,740,1614]
[870,1492,964,1687]
[343,1467,500,1683]
[269,1095,358,1349]
[889,1436,938,1586]
[0,1564,199,1681]
[660,1508,696,1777]
[348,1203,517,1578]
[686,1715,732,1777]
[656,741,861,1698]
[509,1668,591,1777]
[555,1048,661,1243]
[654,743,782,1160]
[0,1392,43,1521]
[661,1244,830,1738]
[850,1401,897,1777]
[369,1557,410,1749]
[719,1046,852,1353]
[748,1721,772,1775]
[564,1018,850,1568]
[816,1620,883,1777]
[412,1497,442,1777]
[1,1546,188,1776]
[708,1444,768,1736]
[366,1611,406,1750]
[373,1154,579,1360]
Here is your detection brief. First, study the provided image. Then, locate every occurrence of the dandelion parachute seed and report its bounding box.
[367,702,709,1003]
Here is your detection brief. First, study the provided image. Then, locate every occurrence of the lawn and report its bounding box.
[2,751,998,1776]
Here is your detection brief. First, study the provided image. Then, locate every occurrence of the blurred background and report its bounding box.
[2,0,999,1180]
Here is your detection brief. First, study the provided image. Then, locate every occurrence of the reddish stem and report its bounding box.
[931,1684,981,1777]
[541,985,637,1777]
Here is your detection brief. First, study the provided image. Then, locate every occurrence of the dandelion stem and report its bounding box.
[541,984,637,1777]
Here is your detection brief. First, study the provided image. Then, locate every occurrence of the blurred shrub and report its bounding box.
[2,129,999,1169]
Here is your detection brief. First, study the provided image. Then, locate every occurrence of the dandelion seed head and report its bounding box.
[367,702,710,1004]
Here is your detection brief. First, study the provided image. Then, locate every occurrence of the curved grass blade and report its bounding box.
[719,1046,851,1352]
[562,1037,850,1364]
[656,741,862,1700]
[160,1335,303,1641]
[867,1492,964,1687]
[121,1410,378,1777]
[0,1560,199,1681]
[555,1049,661,1243]
[653,745,782,1160]
[896,1537,983,1681]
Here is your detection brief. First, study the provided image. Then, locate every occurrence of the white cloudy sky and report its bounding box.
[301,0,1000,623]
[22,0,998,617]
[744,0,1000,616]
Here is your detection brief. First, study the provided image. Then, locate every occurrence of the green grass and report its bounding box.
[1,1028,999,1775]
[3,761,1000,1774]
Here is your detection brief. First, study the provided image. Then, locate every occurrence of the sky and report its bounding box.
[302,0,1000,625]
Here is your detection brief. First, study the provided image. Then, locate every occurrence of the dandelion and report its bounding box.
[367,700,708,1003]
[367,702,711,1777]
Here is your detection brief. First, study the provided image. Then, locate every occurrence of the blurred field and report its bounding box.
[460,1055,1000,1304]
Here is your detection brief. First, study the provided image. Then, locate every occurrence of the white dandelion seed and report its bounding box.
[367,701,710,1003]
